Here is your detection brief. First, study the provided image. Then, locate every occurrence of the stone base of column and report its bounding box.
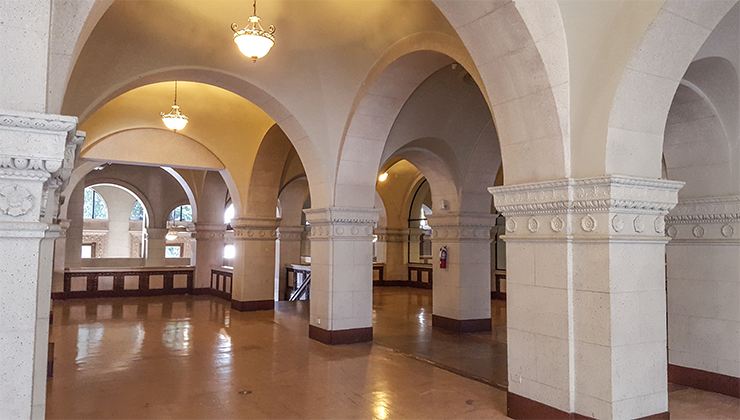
[507,392,670,420]
[308,325,373,345]
[230,299,274,312]
[432,315,492,333]
[668,364,740,399]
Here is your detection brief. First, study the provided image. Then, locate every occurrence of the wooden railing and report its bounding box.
[210,268,233,300]
[408,264,433,289]
[285,264,311,301]
[55,267,194,299]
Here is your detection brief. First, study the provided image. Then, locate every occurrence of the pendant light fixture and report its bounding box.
[231,0,275,62]
[160,81,188,132]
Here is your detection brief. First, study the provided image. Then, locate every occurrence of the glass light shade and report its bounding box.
[378,172,389,182]
[161,105,188,131]
[165,230,178,241]
[232,15,275,62]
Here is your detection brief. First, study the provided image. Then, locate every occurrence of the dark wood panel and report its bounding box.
[669,363,739,398]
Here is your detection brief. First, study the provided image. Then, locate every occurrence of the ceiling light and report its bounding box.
[160,81,188,132]
[378,172,389,182]
[231,0,275,62]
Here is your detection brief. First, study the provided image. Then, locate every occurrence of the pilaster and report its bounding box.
[664,196,740,396]
[426,213,497,332]
[0,109,81,420]
[490,175,683,420]
[230,217,280,311]
[304,207,378,344]
[189,223,226,289]
[277,225,304,300]
[374,227,408,281]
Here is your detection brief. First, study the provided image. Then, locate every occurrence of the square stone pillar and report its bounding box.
[304,207,378,345]
[426,213,497,332]
[374,228,408,281]
[491,175,683,420]
[145,227,167,267]
[277,225,304,300]
[664,196,740,397]
[0,110,81,420]
[230,217,280,311]
[190,223,226,289]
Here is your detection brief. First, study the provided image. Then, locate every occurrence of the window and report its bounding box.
[223,244,235,259]
[81,243,95,258]
[168,205,192,222]
[130,201,145,220]
[224,203,235,224]
[165,245,182,258]
[83,188,108,219]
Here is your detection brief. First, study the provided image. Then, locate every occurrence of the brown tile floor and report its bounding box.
[46,288,739,419]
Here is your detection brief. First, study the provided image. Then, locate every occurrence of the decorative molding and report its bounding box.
[506,218,517,233]
[231,217,280,240]
[611,215,624,232]
[654,216,665,234]
[527,217,539,233]
[277,225,305,241]
[692,225,705,238]
[666,196,740,225]
[666,226,678,238]
[489,175,683,217]
[721,224,734,238]
[633,215,646,233]
[0,112,77,133]
[374,228,408,243]
[0,184,34,217]
[581,214,596,232]
[426,213,497,241]
[304,207,379,240]
[549,216,564,233]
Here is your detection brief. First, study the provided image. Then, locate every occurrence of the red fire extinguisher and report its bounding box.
[439,246,448,269]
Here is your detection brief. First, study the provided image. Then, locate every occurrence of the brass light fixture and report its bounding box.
[378,172,389,182]
[231,0,275,62]
[160,81,188,132]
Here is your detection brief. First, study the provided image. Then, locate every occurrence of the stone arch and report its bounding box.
[84,179,156,227]
[245,125,296,218]
[391,146,460,214]
[433,0,570,184]
[278,177,309,227]
[606,1,737,178]
[161,167,198,222]
[65,67,329,210]
[334,34,477,209]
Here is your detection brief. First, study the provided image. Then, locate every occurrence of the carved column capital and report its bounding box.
[231,217,280,241]
[665,196,740,242]
[277,225,304,241]
[190,223,227,240]
[426,212,497,242]
[374,227,408,243]
[303,207,379,240]
[489,176,684,238]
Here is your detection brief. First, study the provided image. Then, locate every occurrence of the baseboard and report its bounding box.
[373,280,431,289]
[308,325,373,345]
[51,288,191,299]
[507,392,669,420]
[432,314,492,333]
[668,363,740,398]
[230,299,274,312]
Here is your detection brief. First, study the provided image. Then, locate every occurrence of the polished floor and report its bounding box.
[46,288,739,419]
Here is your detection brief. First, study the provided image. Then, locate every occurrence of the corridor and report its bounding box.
[46,290,739,419]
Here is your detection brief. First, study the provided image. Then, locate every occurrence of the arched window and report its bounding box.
[83,187,108,219]
[130,201,145,220]
[169,205,192,222]
[224,203,235,224]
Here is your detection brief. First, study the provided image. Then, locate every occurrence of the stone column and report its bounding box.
[145,227,167,267]
[230,217,280,311]
[51,219,70,294]
[304,207,378,344]
[374,228,408,281]
[0,110,80,420]
[63,183,84,268]
[490,176,683,420]
[665,196,740,395]
[426,213,497,332]
[190,223,226,289]
[277,225,304,300]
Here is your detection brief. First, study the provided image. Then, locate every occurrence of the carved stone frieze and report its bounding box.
[550,216,564,233]
[189,223,227,240]
[666,196,740,225]
[231,217,280,241]
[304,207,379,240]
[0,112,77,132]
[489,175,683,216]
[374,228,408,243]
[277,225,305,241]
[426,212,497,241]
[0,184,34,217]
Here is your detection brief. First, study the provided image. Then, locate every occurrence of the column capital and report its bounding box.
[490,175,684,238]
[231,217,280,241]
[277,225,304,241]
[146,227,168,240]
[189,222,227,240]
[665,195,740,242]
[426,212,496,241]
[374,227,408,243]
[303,207,378,240]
